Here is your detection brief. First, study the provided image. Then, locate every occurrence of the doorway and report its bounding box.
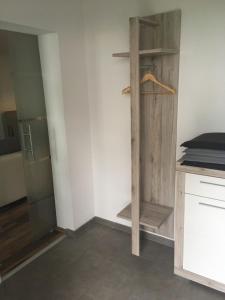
[0,29,63,278]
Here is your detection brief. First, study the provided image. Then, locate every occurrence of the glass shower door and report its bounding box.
[8,31,56,242]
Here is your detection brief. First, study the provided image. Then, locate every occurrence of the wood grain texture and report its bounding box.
[174,171,185,269]
[176,162,225,179]
[118,202,173,230]
[130,17,141,256]
[112,48,177,58]
[0,228,64,276]
[112,52,130,57]
[139,10,181,239]
[0,199,32,263]
[138,17,159,27]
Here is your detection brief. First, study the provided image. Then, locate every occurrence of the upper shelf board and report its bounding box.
[117,201,173,230]
[112,48,178,58]
[138,17,159,27]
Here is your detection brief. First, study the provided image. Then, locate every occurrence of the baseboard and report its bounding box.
[65,218,96,239]
[94,216,174,248]
[174,267,225,294]
[0,216,173,284]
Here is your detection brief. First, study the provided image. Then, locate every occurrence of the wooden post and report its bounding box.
[130,17,140,256]
[174,171,186,270]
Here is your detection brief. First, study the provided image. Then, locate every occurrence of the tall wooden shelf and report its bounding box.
[114,10,181,256]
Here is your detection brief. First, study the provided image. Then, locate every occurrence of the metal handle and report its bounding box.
[27,123,35,161]
[18,116,47,122]
[200,181,225,188]
[20,122,35,161]
[199,202,225,210]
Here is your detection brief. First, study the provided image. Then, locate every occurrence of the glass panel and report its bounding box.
[19,119,50,161]
[0,31,21,157]
[29,196,56,242]
[8,31,56,242]
[23,156,54,204]
[11,74,46,120]
[8,31,46,120]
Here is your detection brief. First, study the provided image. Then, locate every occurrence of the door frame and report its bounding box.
[0,21,74,230]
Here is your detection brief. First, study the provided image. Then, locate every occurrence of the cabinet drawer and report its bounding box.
[183,194,225,284]
[185,173,225,201]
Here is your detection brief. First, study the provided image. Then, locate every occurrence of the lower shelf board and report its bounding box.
[117,201,173,230]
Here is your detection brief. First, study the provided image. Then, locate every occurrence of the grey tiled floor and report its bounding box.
[0,221,224,300]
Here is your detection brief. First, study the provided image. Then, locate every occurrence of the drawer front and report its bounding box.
[185,173,225,201]
[183,194,225,284]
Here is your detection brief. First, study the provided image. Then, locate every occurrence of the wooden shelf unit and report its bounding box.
[112,48,178,58]
[118,202,173,230]
[114,10,181,256]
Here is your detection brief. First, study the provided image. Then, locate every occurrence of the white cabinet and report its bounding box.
[175,165,225,293]
[183,193,225,284]
[185,173,225,201]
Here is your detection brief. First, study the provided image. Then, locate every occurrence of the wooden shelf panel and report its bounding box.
[176,162,225,179]
[112,52,130,58]
[112,48,178,58]
[117,201,173,230]
[138,17,159,27]
[140,48,178,56]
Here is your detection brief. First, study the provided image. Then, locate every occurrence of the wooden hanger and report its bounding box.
[122,72,176,95]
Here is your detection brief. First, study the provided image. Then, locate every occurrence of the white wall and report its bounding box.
[0,0,94,230]
[1,0,225,233]
[82,0,225,227]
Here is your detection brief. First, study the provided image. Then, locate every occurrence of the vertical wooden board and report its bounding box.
[130,17,140,256]
[140,96,162,203]
[174,171,185,269]
[140,95,151,202]
[139,19,156,205]
[149,97,162,203]
[160,12,181,238]
[139,24,155,50]
[139,10,181,239]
